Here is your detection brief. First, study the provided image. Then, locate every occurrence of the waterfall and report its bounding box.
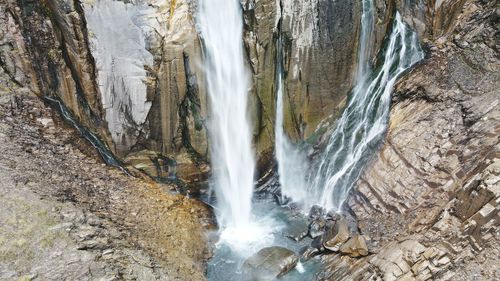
[197,0,255,229]
[275,20,309,204]
[197,0,255,234]
[307,12,425,211]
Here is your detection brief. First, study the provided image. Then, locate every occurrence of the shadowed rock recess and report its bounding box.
[0,0,498,280]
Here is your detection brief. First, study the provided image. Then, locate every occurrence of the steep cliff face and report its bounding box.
[0,0,210,183]
[243,0,365,157]
[2,0,374,183]
[3,0,491,195]
[321,0,499,280]
[79,0,210,182]
[2,0,379,181]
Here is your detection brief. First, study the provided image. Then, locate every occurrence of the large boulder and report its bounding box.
[243,246,299,280]
[323,218,350,252]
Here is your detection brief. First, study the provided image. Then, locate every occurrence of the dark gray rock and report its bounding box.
[286,220,309,242]
[243,247,299,280]
[299,246,320,262]
[309,205,325,221]
[309,218,327,239]
[326,210,340,221]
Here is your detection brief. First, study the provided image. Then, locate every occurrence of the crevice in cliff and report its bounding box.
[178,52,207,164]
[42,95,130,175]
[72,0,102,113]
[350,183,382,214]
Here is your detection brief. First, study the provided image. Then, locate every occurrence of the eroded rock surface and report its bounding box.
[0,0,209,183]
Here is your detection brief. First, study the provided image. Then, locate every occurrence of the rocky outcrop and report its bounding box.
[324,0,499,280]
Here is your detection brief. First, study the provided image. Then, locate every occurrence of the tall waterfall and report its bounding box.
[307,12,424,211]
[197,0,255,229]
[275,23,309,204]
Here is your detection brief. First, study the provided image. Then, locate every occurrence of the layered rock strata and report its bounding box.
[318,1,499,280]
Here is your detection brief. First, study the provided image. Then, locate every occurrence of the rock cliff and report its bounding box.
[0,0,210,183]
[1,0,382,182]
[319,0,499,280]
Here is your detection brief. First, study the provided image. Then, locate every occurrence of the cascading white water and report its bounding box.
[307,12,424,211]
[197,0,255,230]
[275,25,309,204]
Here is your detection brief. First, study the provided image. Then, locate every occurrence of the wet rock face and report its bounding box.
[280,0,362,140]
[243,0,363,154]
[243,246,299,280]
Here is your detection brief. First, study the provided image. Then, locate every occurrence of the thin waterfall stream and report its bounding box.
[275,18,309,205]
[306,12,424,211]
